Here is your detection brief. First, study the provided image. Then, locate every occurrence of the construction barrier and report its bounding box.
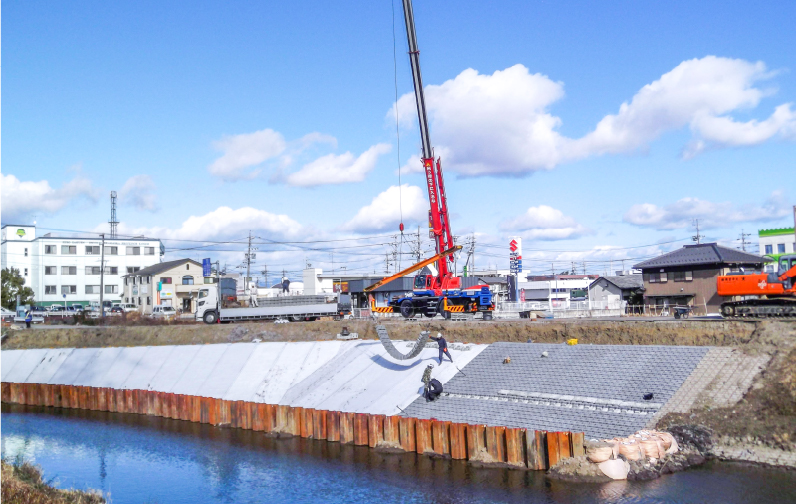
[0,381,584,470]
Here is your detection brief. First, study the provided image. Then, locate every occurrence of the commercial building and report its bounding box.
[633,243,764,314]
[518,275,598,308]
[759,227,796,272]
[1,224,163,307]
[121,258,206,314]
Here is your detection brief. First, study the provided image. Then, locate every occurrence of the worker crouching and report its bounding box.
[421,364,444,402]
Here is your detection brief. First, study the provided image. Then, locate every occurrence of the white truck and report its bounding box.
[196,284,352,324]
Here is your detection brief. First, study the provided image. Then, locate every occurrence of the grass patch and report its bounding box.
[1,458,105,504]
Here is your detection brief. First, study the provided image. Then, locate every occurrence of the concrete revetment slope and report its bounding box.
[3,338,725,469]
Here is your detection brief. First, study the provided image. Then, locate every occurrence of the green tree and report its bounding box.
[1,268,35,310]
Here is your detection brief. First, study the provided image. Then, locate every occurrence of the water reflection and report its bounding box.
[2,403,795,504]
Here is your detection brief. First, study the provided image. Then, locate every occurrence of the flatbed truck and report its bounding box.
[196,284,352,323]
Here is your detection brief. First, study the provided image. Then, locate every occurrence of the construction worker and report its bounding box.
[24,308,33,329]
[421,364,443,401]
[430,332,453,365]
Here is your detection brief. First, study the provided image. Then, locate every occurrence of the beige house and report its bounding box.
[122,259,207,314]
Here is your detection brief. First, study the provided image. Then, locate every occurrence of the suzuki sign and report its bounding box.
[509,237,522,274]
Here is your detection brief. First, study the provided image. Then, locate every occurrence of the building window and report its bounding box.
[182,276,194,285]
[146,296,151,305]
[45,286,57,295]
[24,268,28,276]
[105,285,118,294]
[649,272,668,283]
[145,247,155,255]
[86,266,101,275]
[127,267,140,274]
[24,248,28,257]
[764,244,773,255]
[186,264,190,270]
[86,285,101,294]
[45,266,57,275]
[778,243,786,254]
[61,245,77,254]
[61,285,77,295]
[86,246,100,255]
[61,266,77,275]
[105,266,119,275]
[673,271,693,282]
[138,297,142,305]
[204,277,215,284]
[125,297,129,303]
[126,246,141,255]
[161,277,172,284]
[106,246,118,255]
[45,245,57,254]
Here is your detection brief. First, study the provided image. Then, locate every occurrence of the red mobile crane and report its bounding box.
[364,0,494,320]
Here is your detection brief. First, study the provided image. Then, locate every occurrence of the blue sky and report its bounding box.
[3,0,795,279]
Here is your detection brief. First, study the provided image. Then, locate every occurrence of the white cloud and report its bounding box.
[500,205,591,240]
[389,57,795,177]
[1,173,97,222]
[342,184,427,232]
[208,128,287,181]
[623,191,789,230]
[119,175,158,212]
[286,143,392,187]
[111,206,303,241]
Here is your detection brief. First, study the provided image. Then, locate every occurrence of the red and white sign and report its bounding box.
[509,236,522,274]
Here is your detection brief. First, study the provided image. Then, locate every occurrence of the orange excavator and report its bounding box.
[717,253,796,317]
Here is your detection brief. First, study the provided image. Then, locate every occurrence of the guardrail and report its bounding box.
[2,382,585,470]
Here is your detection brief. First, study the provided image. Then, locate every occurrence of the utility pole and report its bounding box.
[99,233,106,318]
[244,231,257,296]
[738,229,751,251]
[692,219,704,244]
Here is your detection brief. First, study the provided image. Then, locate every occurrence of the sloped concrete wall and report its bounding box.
[1,340,485,416]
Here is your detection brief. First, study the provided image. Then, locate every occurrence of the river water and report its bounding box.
[2,404,794,504]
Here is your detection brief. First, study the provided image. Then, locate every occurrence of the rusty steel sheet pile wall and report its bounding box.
[1,381,581,470]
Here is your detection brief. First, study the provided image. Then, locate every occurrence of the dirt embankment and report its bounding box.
[659,320,796,455]
[0,318,764,350]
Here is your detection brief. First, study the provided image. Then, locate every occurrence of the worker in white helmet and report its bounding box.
[429,332,453,365]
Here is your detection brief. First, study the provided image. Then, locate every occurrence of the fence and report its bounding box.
[1,381,584,470]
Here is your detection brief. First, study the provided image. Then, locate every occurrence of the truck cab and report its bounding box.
[196,286,219,323]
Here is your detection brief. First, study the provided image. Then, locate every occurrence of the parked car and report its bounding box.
[1,307,15,323]
[110,306,125,314]
[121,304,138,313]
[47,305,66,312]
[150,305,177,319]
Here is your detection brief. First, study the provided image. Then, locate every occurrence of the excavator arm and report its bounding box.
[364,246,461,293]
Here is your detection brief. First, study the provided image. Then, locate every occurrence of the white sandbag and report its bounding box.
[598,459,630,480]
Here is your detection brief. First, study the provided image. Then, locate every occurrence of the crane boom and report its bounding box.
[364,246,461,293]
[400,0,457,288]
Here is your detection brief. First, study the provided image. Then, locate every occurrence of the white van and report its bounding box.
[150,305,177,319]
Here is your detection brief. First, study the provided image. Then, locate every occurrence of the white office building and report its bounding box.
[1,224,163,307]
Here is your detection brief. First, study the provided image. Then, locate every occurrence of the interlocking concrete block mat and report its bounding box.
[402,342,709,439]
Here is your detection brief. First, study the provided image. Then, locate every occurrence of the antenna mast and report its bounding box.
[109,191,119,238]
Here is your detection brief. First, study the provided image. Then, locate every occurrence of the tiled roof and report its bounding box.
[402,342,708,439]
[633,243,764,270]
[590,275,643,290]
[124,258,202,277]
